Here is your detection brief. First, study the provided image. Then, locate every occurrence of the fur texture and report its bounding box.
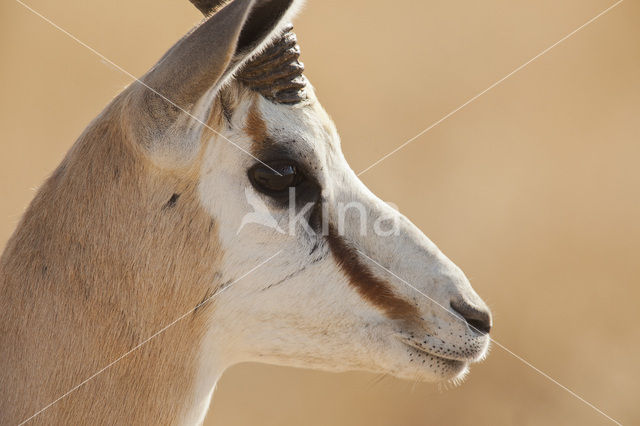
[0,1,491,424]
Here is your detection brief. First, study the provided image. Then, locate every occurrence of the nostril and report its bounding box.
[466,317,491,335]
[450,299,492,335]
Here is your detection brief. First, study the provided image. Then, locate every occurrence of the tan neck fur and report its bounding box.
[0,95,223,425]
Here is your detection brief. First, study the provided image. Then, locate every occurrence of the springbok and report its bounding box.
[0,0,492,424]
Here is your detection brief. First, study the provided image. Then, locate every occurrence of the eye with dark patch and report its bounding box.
[248,162,305,197]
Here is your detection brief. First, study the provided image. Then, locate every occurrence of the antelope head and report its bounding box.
[171,0,492,384]
[0,0,492,424]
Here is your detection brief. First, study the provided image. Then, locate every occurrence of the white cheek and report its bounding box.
[195,132,382,366]
[197,133,306,289]
[198,134,250,247]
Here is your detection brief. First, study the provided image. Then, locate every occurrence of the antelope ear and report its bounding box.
[131,0,300,163]
[188,0,229,15]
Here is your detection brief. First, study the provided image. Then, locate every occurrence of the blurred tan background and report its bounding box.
[1,0,639,424]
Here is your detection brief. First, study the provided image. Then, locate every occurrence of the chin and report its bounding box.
[383,358,469,385]
[447,362,471,386]
[425,360,470,383]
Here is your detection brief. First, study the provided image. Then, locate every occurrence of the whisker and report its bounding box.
[368,373,389,388]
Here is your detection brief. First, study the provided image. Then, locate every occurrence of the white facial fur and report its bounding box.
[196,83,490,390]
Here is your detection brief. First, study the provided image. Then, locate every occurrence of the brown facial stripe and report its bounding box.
[245,98,282,158]
[327,225,420,322]
[245,99,267,145]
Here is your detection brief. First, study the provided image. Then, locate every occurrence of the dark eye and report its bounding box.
[248,162,303,196]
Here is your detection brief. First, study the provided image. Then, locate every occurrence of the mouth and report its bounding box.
[396,333,488,381]
[401,340,468,381]
[402,339,467,364]
[398,332,490,362]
